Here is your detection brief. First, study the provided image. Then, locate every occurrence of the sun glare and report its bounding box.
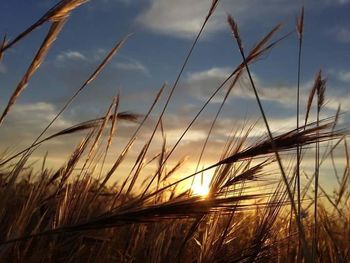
[191,183,210,197]
[190,170,212,197]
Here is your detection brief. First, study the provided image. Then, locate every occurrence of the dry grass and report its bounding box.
[0,1,349,262]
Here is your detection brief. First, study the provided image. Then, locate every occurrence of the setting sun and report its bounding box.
[191,183,210,197]
[1,1,349,262]
[190,170,212,197]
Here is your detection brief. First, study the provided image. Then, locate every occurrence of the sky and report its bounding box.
[0,0,350,193]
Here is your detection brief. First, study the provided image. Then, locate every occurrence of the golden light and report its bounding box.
[191,183,210,197]
[190,170,213,197]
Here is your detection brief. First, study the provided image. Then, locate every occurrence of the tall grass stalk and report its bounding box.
[295,7,304,261]
[140,0,220,197]
[227,15,312,262]
[0,2,348,262]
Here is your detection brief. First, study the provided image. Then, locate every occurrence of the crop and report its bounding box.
[0,1,349,262]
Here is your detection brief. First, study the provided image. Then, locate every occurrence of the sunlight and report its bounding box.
[191,183,210,197]
[190,170,213,197]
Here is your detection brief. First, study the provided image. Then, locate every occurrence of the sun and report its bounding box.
[190,170,212,197]
[191,183,210,197]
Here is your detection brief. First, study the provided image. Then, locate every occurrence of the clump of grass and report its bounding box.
[0,1,349,262]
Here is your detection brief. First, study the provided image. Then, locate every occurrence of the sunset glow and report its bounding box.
[190,170,213,197]
[191,182,210,197]
[0,1,349,261]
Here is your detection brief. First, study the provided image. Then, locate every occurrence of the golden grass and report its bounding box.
[0,1,349,262]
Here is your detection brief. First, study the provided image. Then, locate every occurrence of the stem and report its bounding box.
[229,17,311,263]
[313,95,320,261]
[296,19,303,263]
[140,6,216,197]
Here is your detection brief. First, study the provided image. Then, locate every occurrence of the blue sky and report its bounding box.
[0,0,350,192]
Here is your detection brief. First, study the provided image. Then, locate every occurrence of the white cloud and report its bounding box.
[184,67,302,106]
[183,67,350,113]
[114,60,150,76]
[136,0,220,39]
[138,0,348,39]
[324,94,350,111]
[3,102,70,129]
[0,102,87,169]
[56,50,87,62]
[337,70,350,83]
[185,67,232,102]
[188,67,231,81]
[136,0,348,39]
[55,49,149,76]
[0,102,73,156]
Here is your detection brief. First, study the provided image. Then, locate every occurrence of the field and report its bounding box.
[0,1,349,262]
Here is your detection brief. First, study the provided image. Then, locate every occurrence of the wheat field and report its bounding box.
[0,1,349,262]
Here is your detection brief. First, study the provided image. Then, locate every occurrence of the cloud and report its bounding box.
[136,0,344,39]
[0,101,103,170]
[336,70,350,83]
[184,67,300,105]
[114,59,150,76]
[56,50,87,63]
[136,0,223,39]
[184,67,232,102]
[0,102,75,161]
[55,49,149,75]
[182,66,350,115]
[0,102,70,137]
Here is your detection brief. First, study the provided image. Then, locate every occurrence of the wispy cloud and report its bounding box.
[337,70,350,83]
[183,67,350,113]
[56,50,87,63]
[55,49,149,76]
[184,67,232,102]
[1,102,70,130]
[114,59,150,76]
[184,67,300,105]
[0,102,72,151]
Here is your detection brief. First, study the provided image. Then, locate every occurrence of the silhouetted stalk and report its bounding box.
[4,35,129,174]
[144,27,289,197]
[0,19,67,126]
[313,83,320,261]
[140,1,220,197]
[98,94,119,180]
[0,111,137,166]
[0,0,88,53]
[227,15,311,263]
[195,71,242,174]
[296,7,304,261]
[313,71,326,260]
